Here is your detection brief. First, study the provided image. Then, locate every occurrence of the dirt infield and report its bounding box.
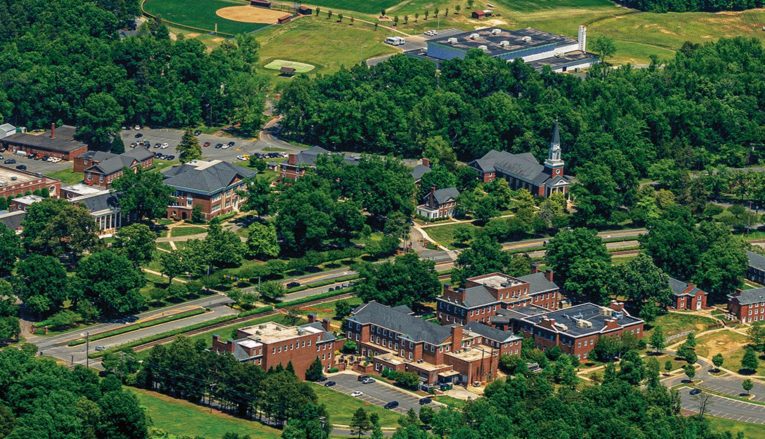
[215,5,287,24]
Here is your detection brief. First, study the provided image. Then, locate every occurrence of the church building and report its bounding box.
[469,123,570,198]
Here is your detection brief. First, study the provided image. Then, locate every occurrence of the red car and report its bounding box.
[203,142,211,147]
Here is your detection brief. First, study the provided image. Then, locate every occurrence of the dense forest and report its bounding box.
[615,0,763,12]
[277,38,764,174]
[0,0,266,150]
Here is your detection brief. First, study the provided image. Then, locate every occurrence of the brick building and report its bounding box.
[491,301,644,360]
[163,160,255,221]
[279,146,358,181]
[469,123,570,198]
[416,187,459,220]
[728,288,765,324]
[1,124,87,161]
[0,165,61,199]
[746,251,765,285]
[212,317,336,378]
[80,148,154,188]
[668,277,707,311]
[346,302,521,386]
[0,210,24,233]
[437,272,561,325]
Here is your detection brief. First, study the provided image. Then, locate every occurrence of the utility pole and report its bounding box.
[85,331,90,368]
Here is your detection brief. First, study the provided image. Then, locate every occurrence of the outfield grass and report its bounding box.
[143,0,269,34]
[305,0,400,14]
[311,384,402,427]
[170,225,207,237]
[131,387,282,439]
[708,416,765,439]
[647,312,719,338]
[45,169,83,185]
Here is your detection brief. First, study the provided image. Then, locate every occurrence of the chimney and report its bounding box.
[226,340,236,353]
[578,25,587,52]
[609,301,624,312]
[422,157,430,168]
[287,153,297,165]
[50,123,56,139]
[450,325,463,352]
[531,262,540,274]
[321,318,331,332]
[544,270,554,282]
[307,313,316,323]
[604,318,620,330]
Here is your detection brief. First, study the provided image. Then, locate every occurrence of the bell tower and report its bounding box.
[544,121,564,177]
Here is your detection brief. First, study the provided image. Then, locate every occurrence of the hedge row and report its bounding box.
[275,288,354,309]
[68,308,207,346]
[237,305,274,318]
[285,274,359,293]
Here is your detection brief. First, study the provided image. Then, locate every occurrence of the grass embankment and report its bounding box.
[131,387,281,439]
[311,384,402,427]
[68,308,206,346]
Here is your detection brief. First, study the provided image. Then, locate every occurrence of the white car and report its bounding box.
[350,391,364,397]
[161,143,169,149]
[236,155,248,161]
[221,144,231,149]
[134,125,141,130]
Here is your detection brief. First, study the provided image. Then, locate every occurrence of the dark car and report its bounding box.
[215,143,224,149]
[4,159,15,164]
[357,375,369,382]
[689,388,702,396]
[384,401,399,410]
[324,381,336,387]
[165,155,175,160]
[418,397,432,405]
[194,130,201,136]
[15,164,27,170]
[154,143,161,148]
[286,281,301,288]
[135,133,143,138]
[227,141,235,147]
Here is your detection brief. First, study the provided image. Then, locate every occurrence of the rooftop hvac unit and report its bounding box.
[491,28,502,35]
[613,311,624,319]
[498,40,510,47]
[521,36,532,43]
[555,323,569,331]
[601,307,613,317]
[478,45,489,52]
[447,37,458,45]
[575,319,592,329]
[469,33,480,40]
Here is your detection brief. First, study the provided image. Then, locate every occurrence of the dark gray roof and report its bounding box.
[295,146,330,166]
[748,251,765,271]
[391,304,413,314]
[122,148,155,161]
[349,301,452,345]
[522,303,643,337]
[668,277,705,297]
[163,161,256,196]
[88,155,138,175]
[72,191,121,213]
[732,288,765,305]
[411,165,431,181]
[460,285,498,308]
[0,210,25,231]
[3,125,86,153]
[78,151,117,162]
[493,305,548,324]
[517,272,559,295]
[464,322,520,343]
[426,187,459,205]
[469,150,570,189]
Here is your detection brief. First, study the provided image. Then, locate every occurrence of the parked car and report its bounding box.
[15,164,27,170]
[194,130,201,136]
[135,133,143,138]
[203,142,211,147]
[357,375,369,382]
[161,142,169,149]
[49,157,61,163]
[361,377,375,384]
[134,125,141,130]
[384,401,399,410]
[236,155,248,161]
[324,381,336,387]
[689,388,702,396]
[286,281,301,288]
[227,141,236,147]
[165,155,175,160]
[94,345,106,351]
[350,391,364,398]
[215,143,223,149]
[4,159,15,164]
[0,155,3,160]
[154,143,161,149]
[419,397,432,405]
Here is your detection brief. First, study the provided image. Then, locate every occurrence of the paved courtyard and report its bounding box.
[326,372,426,414]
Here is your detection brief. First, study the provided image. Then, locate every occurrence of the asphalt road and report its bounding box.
[679,387,765,424]
[326,372,425,415]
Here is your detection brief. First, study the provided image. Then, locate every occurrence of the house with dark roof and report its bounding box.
[668,277,707,311]
[0,210,25,233]
[70,190,129,236]
[470,122,571,198]
[416,186,460,220]
[746,251,765,285]
[410,158,432,184]
[80,148,154,188]
[1,124,87,160]
[212,315,336,378]
[437,271,562,325]
[494,301,644,360]
[728,288,765,324]
[278,146,358,180]
[346,301,521,386]
[163,159,255,221]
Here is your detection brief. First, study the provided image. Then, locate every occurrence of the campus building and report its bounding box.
[416,187,460,220]
[746,251,765,285]
[668,277,707,311]
[469,123,571,198]
[492,301,644,360]
[420,26,597,72]
[0,210,24,233]
[79,148,154,188]
[279,146,358,180]
[437,271,562,325]
[212,316,336,378]
[163,160,255,221]
[0,124,87,161]
[346,302,521,386]
[0,165,61,199]
[728,288,765,324]
[410,158,432,185]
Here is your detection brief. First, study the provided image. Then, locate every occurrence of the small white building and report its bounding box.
[0,124,16,140]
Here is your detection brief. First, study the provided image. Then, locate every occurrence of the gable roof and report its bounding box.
[349,301,452,345]
[88,155,139,175]
[122,147,154,162]
[748,251,765,271]
[411,164,431,181]
[3,125,86,153]
[78,151,117,162]
[0,210,25,231]
[71,191,121,213]
[516,272,559,294]
[424,187,460,205]
[163,160,256,196]
[732,288,765,305]
[469,150,568,188]
[460,285,498,308]
[464,322,520,343]
[668,277,705,297]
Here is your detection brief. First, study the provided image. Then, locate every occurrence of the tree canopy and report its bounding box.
[356,253,441,307]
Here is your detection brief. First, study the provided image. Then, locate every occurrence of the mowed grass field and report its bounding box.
[143,0,269,34]
[304,0,400,14]
[695,329,765,375]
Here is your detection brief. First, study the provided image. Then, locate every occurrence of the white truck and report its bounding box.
[385,36,406,46]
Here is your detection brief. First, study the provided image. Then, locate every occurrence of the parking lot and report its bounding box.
[0,149,71,175]
[326,372,426,414]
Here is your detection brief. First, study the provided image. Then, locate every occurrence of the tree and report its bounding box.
[712,353,724,372]
[243,177,272,216]
[228,73,268,136]
[190,205,204,224]
[563,258,612,305]
[612,254,671,319]
[0,224,21,276]
[76,250,146,317]
[418,406,434,425]
[76,92,124,150]
[0,316,20,343]
[176,128,202,163]
[750,323,765,351]
[21,198,101,258]
[741,347,759,373]
[112,223,156,266]
[664,360,673,375]
[571,163,620,226]
[158,250,187,284]
[451,233,510,285]
[112,168,174,220]
[742,378,753,395]
[305,357,324,382]
[650,326,666,353]
[246,221,279,259]
[693,235,748,303]
[357,253,441,307]
[13,255,71,317]
[97,390,149,439]
[350,408,371,438]
[545,228,609,286]
[677,344,697,365]
[591,35,616,65]
[259,281,285,302]
[423,136,457,170]
[683,364,696,382]
[418,166,456,199]
[205,221,245,269]
[335,300,353,319]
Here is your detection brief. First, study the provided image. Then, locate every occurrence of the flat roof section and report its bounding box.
[470,273,523,289]
[0,166,38,186]
[238,321,322,344]
[430,27,575,57]
[525,51,598,70]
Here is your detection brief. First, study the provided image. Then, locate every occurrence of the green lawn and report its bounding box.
[297,296,363,322]
[264,59,316,73]
[170,226,207,237]
[156,242,173,252]
[695,330,765,375]
[434,395,469,409]
[131,387,281,439]
[45,168,83,185]
[423,223,478,250]
[305,0,400,14]
[143,0,269,35]
[311,384,402,427]
[647,312,719,339]
[708,416,765,439]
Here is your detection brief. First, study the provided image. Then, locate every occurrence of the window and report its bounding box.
[186,196,193,207]
[278,347,282,353]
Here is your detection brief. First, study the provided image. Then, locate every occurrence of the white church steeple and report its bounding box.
[544,121,565,176]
